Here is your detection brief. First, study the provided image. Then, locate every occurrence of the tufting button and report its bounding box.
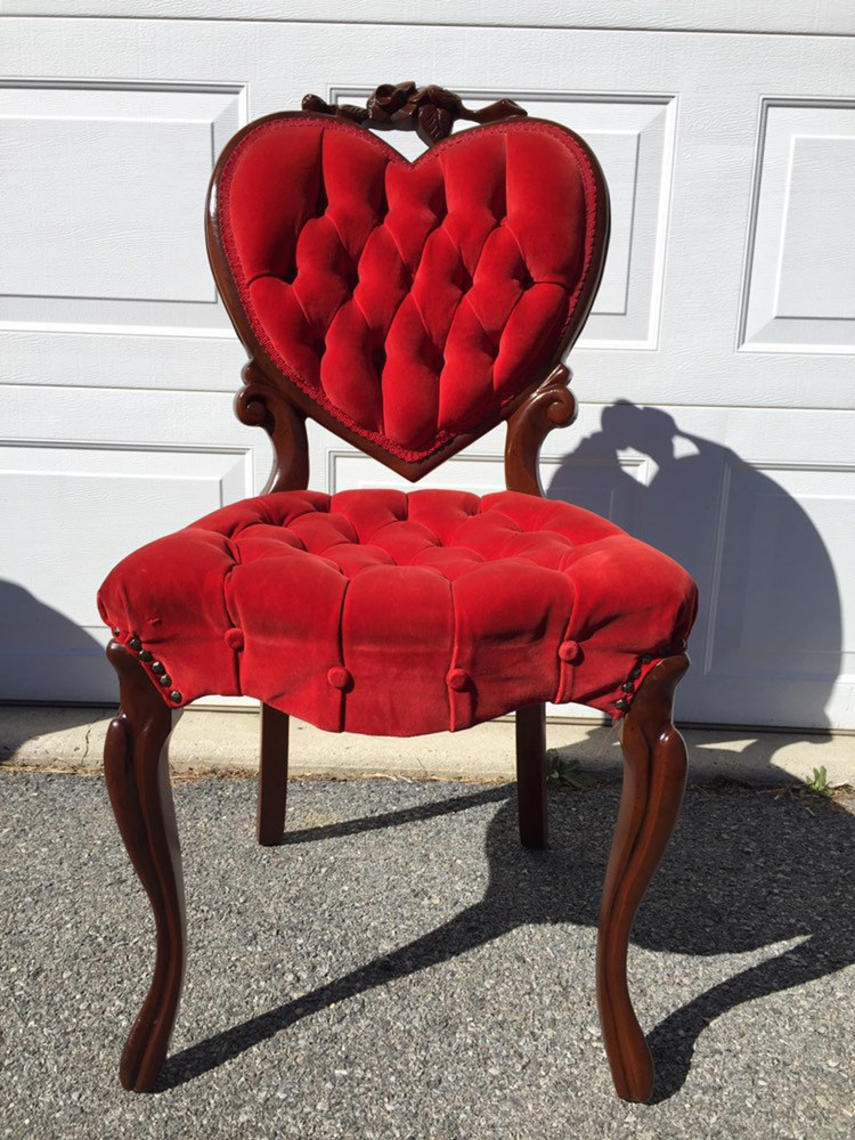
[112,627,120,637]
[158,674,172,687]
[129,637,141,651]
[138,649,152,662]
[446,668,470,692]
[640,654,653,664]
[168,690,182,703]
[151,661,165,675]
[327,666,352,690]
[677,637,688,651]
[630,665,641,680]
[615,698,630,712]
[621,680,634,693]
[558,639,582,664]
[224,627,244,651]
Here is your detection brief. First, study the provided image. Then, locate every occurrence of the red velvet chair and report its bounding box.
[98,83,697,1101]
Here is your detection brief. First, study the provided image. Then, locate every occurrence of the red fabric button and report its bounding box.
[224,627,244,651]
[446,668,470,692]
[558,639,582,663]
[327,666,352,690]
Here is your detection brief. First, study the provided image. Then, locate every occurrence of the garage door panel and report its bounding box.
[2,11,854,728]
[740,100,855,353]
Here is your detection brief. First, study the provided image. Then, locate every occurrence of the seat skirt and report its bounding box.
[98,489,697,735]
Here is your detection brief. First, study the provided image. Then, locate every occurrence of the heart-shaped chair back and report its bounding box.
[208,108,608,475]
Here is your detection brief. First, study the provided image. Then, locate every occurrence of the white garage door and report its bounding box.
[2,3,854,730]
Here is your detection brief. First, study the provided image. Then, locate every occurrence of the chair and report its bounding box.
[98,82,698,1101]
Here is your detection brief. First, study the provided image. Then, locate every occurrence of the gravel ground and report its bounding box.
[1,770,853,1139]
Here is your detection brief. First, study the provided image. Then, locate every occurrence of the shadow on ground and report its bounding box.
[157,779,854,1103]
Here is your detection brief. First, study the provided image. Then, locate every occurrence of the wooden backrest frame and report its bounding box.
[205,84,610,496]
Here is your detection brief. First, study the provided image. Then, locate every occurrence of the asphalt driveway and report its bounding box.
[1,771,853,1138]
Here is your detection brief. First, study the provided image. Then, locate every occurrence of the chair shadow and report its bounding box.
[0,581,115,761]
[158,780,855,1101]
[547,401,842,739]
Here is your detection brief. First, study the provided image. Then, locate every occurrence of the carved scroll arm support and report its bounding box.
[235,362,310,494]
[504,364,577,497]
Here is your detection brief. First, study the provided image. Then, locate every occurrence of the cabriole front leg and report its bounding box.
[596,653,689,1102]
[103,640,185,1092]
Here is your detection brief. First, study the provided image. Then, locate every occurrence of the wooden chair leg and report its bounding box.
[257,703,290,846]
[596,653,689,1102]
[103,640,185,1093]
[515,701,548,848]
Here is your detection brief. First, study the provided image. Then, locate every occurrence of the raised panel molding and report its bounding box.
[331,87,677,350]
[706,459,854,678]
[0,80,246,337]
[740,99,855,354]
[693,456,855,728]
[0,439,253,702]
[10,3,854,36]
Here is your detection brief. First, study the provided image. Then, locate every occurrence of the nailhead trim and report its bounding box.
[121,631,183,706]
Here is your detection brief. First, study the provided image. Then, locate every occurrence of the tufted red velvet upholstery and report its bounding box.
[98,489,697,734]
[214,115,601,462]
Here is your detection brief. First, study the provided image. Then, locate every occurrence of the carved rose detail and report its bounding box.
[302,82,527,146]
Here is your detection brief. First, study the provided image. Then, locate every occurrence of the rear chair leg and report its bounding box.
[596,654,689,1102]
[103,640,185,1092]
[257,703,290,846]
[515,702,548,848]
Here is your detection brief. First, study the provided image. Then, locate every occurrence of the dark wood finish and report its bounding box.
[237,362,307,845]
[597,653,690,1102]
[206,106,610,484]
[235,362,310,495]
[302,82,527,147]
[514,702,548,848]
[505,367,579,852]
[103,640,185,1092]
[257,704,290,846]
[505,364,576,495]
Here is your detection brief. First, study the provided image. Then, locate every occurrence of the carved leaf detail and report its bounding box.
[417,104,454,145]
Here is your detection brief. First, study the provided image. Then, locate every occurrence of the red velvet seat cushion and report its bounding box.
[98,489,697,734]
[215,115,601,463]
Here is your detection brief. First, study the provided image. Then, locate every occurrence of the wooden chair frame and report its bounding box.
[103,84,690,1102]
